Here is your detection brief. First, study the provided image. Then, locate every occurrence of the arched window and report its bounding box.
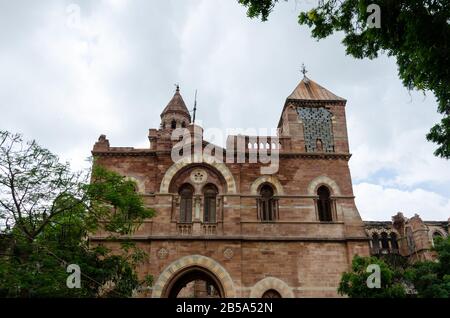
[390,232,399,251]
[259,184,275,221]
[381,232,390,250]
[262,289,281,298]
[372,233,380,254]
[316,138,323,152]
[203,184,218,223]
[171,119,177,129]
[181,121,186,128]
[179,184,193,223]
[317,186,332,222]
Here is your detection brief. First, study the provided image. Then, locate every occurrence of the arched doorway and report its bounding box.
[152,255,236,298]
[163,266,224,298]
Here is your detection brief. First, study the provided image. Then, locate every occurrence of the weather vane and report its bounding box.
[174,83,180,92]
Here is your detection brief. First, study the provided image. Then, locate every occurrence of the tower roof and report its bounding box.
[277,76,346,128]
[286,76,346,102]
[160,86,191,121]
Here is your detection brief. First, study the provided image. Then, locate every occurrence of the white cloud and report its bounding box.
[355,183,450,221]
[0,0,449,221]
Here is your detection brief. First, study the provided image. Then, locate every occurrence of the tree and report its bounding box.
[338,255,406,298]
[405,236,450,297]
[0,131,154,297]
[238,0,450,158]
[338,237,450,298]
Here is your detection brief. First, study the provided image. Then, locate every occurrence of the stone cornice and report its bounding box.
[92,149,351,160]
[140,193,355,199]
[92,149,156,157]
[89,235,369,242]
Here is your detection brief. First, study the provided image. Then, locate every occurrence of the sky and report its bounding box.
[0,0,449,221]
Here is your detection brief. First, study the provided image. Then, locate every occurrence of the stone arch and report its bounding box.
[249,277,294,298]
[429,228,447,246]
[160,155,237,194]
[250,175,284,195]
[307,175,341,196]
[151,255,236,298]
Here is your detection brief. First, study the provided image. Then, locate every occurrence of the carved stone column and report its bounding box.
[193,195,202,235]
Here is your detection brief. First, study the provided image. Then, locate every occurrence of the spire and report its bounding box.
[160,85,192,122]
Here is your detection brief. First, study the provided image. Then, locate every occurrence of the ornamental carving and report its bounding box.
[223,248,234,260]
[190,168,207,184]
[157,248,169,259]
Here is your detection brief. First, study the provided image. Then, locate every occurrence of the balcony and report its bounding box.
[177,223,193,235]
[202,223,217,235]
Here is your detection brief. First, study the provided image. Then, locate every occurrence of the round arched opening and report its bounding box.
[162,266,224,298]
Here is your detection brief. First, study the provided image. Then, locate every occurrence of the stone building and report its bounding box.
[365,213,449,263]
[90,75,394,298]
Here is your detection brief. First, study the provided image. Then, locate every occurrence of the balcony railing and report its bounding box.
[178,223,193,235]
[202,223,217,235]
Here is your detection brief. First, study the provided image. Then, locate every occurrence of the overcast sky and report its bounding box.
[0,0,449,221]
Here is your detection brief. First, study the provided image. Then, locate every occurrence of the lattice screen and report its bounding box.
[296,107,335,152]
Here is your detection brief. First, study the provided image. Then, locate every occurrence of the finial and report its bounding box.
[174,83,180,92]
[301,63,308,78]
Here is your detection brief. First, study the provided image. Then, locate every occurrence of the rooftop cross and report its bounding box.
[300,63,308,78]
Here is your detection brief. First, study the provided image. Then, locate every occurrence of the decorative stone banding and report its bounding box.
[250,175,284,195]
[160,154,237,194]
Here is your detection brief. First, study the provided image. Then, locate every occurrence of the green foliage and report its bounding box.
[83,165,155,235]
[0,131,155,297]
[405,236,450,298]
[339,237,450,298]
[239,0,450,158]
[238,0,280,21]
[338,255,406,298]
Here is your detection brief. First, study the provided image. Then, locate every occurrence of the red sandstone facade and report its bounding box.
[90,77,371,297]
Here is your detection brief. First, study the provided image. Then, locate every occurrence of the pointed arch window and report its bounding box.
[203,184,218,223]
[179,184,193,223]
[371,233,380,254]
[381,232,390,251]
[258,184,277,221]
[390,232,399,252]
[317,185,332,222]
[171,119,177,129]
